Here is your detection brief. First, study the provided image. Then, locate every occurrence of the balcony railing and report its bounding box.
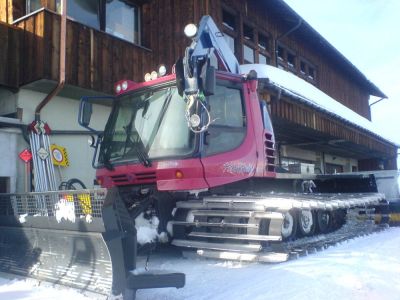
[1,9,152,94]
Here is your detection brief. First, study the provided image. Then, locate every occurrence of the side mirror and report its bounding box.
[81,101,93,127]
[201,64,215,96]
[78,96,114,134]
[175,58,185,97]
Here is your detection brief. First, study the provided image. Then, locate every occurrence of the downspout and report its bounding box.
[274,18,302,67]
[34,0,67,121]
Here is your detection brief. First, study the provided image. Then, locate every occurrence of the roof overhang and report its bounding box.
[260,0,387,98]
[241,64,398,148]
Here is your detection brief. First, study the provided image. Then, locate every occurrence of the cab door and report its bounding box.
[200,80,258,188]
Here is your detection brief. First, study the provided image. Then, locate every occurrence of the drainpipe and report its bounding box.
[274,18,302,67]
[34,0,67,121]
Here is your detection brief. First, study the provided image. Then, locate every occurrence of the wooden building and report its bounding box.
[0,0,397,191]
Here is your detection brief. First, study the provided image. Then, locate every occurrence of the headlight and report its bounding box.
[158,64,167,76]
[121,81,128,91]
[150,71,158,80]
[115,84,121,93]
[184,23,198,38]
[144,73,152,82]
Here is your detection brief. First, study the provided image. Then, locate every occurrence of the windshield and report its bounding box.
[99,86,195,165]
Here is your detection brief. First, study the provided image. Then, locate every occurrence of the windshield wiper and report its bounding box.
[123,124,152,168]
[99,135,115,171]
[131,140,152,167]
[144,88,173,152]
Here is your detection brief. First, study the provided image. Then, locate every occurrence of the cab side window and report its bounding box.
[204,85,246,156]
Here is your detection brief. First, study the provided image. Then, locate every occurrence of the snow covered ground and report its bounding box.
[1,227,400,300]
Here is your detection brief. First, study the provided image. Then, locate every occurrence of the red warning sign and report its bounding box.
[19,149,32,163]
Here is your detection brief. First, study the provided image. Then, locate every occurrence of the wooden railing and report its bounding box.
[1,9,152,94]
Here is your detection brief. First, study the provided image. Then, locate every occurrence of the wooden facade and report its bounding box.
[0,0,397,169]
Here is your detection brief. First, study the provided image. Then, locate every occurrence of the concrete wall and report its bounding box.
[280,145,358,174]
[7,89,112,191]
[0,128,20,193]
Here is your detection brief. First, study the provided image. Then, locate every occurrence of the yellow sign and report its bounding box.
[50,144,69,167]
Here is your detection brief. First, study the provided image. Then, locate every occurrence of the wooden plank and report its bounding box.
[24,17,35,83]
[43,11,53,79]
[51,13,60,80]
[77,26,90,88]
[7,24,21,86]
[34,12,44,80]
[6,0,12,23]
[0,24,9,84]
[104,35,114,93]
[0,1,8,23]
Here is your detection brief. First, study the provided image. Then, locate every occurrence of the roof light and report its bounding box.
[150,71,158,80]
[144,73,152,82]
[121,81,128,91]
[115,84,121,93]
[158,64,167,76]
[184,23,198,38]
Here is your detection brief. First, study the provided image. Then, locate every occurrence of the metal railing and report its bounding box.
[0,188,107,219]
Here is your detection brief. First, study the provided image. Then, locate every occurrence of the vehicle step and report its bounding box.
[176,200,267,211]
[196,249,289,263]
[188,231,282,242]
[126,271,185,290]
[191,210,283,220]
[176,193,383,211]
[171,221,259,229]
[172,239,262,252]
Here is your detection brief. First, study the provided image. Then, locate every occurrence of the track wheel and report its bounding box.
[298,209,316,237]
[331,209,347,230]
[281,209,298,241]
[316,210,332,233]
[172,208,192,239]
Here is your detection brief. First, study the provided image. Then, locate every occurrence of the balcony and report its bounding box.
[0,9,152,95]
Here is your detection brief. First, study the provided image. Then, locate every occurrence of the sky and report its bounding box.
[283,0,400,158]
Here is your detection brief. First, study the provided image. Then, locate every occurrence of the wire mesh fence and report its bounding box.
[0,189,107,218]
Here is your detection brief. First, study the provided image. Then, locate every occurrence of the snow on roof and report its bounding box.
[240,64,398,147]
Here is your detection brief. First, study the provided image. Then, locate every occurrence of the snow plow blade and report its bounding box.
[0,188,185,297]
[0,189,113,295]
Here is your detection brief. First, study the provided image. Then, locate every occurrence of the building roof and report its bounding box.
[261,0,387,98]
[241,64,398,147]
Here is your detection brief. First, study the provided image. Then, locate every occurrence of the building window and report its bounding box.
[277,45,285,62]
[68,0,101,30]
[106,0,140,43]
[259,54,269,65]
[287,52,296,69]
[26,0,43,13]
[243,23,254,42]
[222,9,236,31]
[64,0,141,44]
[224,34,235,53]
[308,66,315,80]
[276,43,298,73]
[258,34,268,50]
[299,58,317,83]
[243,44,254,63]
[222,8,237,59]
[242,23,255,64]
[257,32,271,64]
[325,163,343,174]
[300,61,306,74]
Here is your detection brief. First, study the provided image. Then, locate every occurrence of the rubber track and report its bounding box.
[269,217,389,261]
